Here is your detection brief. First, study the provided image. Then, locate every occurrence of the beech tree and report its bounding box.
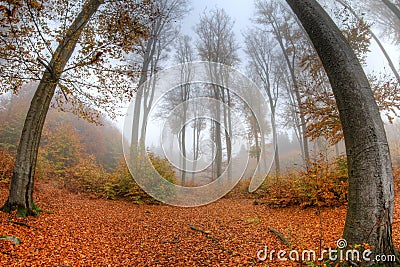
[130,0,189,153]
[175,35,194,185]
[285,0,398,264]
[195,8,239,179]
[0,0,151,216]
[299,4,400,146]
[255,0,311,164]
[244,29,281,174]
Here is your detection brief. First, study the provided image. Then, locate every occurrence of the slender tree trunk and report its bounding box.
[214,90,223,179]
[192,117,202,184]
[335,142,340,157]
[284,81,306,161]
[192,119,197,183]
[131,32,158,153]
[382,0,400,20]
[286,0,397,264]
[270,18,310,164]
[211,120,215,179]
[181,125,186,185]
[222,88,232,179]
[254,127,260,164]
[1,0,103,216]
[227,90,233,179]
[271,111,280,176]
[181,95,187,186]
[335,0,400,82]
[140,70,157,148]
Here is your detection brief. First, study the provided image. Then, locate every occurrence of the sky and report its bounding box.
[118,0,400,141]
[180,0,255,70]
[179,0,399,72]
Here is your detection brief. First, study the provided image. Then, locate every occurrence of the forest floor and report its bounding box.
[0,180,399,267]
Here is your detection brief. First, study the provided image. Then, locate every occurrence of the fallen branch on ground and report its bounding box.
[268,227,290,246]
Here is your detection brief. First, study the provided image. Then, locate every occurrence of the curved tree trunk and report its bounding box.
[1,0,103,216]
[335,0,400,82]
[286,0,397,265]
[382,0,400,20]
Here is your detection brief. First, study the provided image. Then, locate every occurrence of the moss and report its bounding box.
[32,202,42,215]
[1,201,41,218]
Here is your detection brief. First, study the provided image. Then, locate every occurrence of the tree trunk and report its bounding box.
[335,0,400,82]
[286,0,397,264]
[180,92,187,186]
[227,91,233,179]
[222,88,232,179]
[271,111,280,176]
[140,70,157,148]
[192,118,197,184]
[270,17,310,164]
[1,0,103,216]
[192,117,202,184]
[382,0,400,20]
[131,34,157,153]
[214,90,223,179]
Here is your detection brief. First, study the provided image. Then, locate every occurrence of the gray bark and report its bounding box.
[1,0,103,215]
[286,0,397,264]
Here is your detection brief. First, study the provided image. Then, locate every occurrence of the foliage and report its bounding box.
[298,17,373,145]
[0,90,176,203]
[299,13,400,146]
[0,0,153,120]
[0,149,14,184]
[394,167,400,192]
[258,156,349,208]
[0,89,32,151]
[64,155,108,194]
[0,90,122,171]
[3,176,399,265]
[110,152,177,203]
[38,150,177,204]
[371,75,400,124]
[102,158,145,201]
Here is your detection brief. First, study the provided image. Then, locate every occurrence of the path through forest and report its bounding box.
[1,181,399,266]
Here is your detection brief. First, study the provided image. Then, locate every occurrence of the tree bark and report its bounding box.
[285,0,397,264]
[1,0,103,216]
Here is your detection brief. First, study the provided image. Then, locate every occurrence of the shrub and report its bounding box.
[394,167,400,191]
[0,149,14,184]
[225,178,254,199]
[258,155,348,208]
[67,154,108,194]
[102,158,149,202]
[104,152,176,203]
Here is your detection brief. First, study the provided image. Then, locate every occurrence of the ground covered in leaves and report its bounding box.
[1,181,399,266]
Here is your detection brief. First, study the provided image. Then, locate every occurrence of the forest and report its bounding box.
[0,0,400,266]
